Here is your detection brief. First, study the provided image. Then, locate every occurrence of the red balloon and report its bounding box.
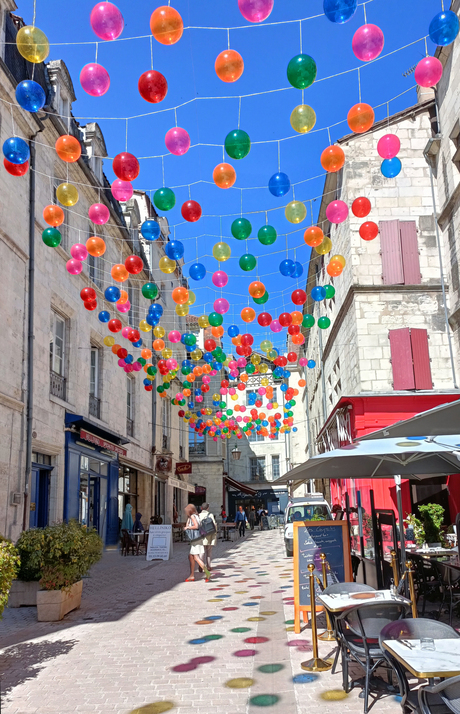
[204,339,216,351]
[237,382,246,391]
[125,255,144,274]
[181,200,202,222]
[80,287,97,301]
[291,289,307,306]
[138,70,168,103]
[359,221,379,241]
[241,345,252,357]
[236,345,245,356]
[113,152,140,182]
[278,312,292,327]
[287,352,297,363]
[145,384,153,392]
[278,356,287,367]
[288,324,300,335]
[108,318,122,333]
[129,329,141,343]
[4,158,29,176]
[117,348,128,359]
[84,299,97,311]
[352,196,371,218]
[221,379,229,388]
[258,312,272,327]
[241,333,254,346]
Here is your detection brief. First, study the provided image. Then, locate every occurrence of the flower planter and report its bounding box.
[36,580,83,622]
[8,580,40,608]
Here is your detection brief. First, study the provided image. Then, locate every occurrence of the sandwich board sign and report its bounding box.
[146,524,173,561]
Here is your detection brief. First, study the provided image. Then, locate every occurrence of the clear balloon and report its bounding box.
[213,163,236,189]
[377,134,401,159]
[15,80,46,112]
[16,25,49,63]
[90,2,124,40]
[323,0,357,23]
[285,200,306,224]
[89,203,110,224]
[381,157,402,178]
[225,129,251,159]
[238,0,273,22]
[269,172,290,197]
[352,24,384,62]
[138,70,168,103]
[287,54,317,89]
[429,10,459,46]
[150,6,183,45]
[80,63,110,97]
[347,103,375,133]
[414,56,443,88]
[111,179,133,201]
[215,50,244,82]
[165,127,190,156]
[326,199,348,224]
[290,104,316,134]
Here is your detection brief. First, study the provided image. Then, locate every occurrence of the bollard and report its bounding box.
[318,553,335,642]
[405,561,418,618]
[301,564,332,672]
[390,550,400,588]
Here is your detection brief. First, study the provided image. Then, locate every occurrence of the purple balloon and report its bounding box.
[90,2,124,41]
[352,24,384,62]
[165,127,190,156]
[214,298,230,314]
[270,319,283,333]
[377,134,401,159]
[212,270,228,288]
[112,179,133,202]
[80,63,110,97]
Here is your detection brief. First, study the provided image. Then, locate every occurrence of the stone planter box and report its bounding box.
[37,580,83,622]
[8,580,40,608]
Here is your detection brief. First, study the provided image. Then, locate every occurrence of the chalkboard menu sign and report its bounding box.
[261,515,269,530]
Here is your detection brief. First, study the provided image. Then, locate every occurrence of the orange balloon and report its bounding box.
[304,225,324,247]
[86,236,106,257]
[172,286,189,304]
[292,333,305,345]
[183,388,191,396]
[212,325,224,338]
[188,374,195,382]
[213,162,236,189]
[248,281,265,298]
[111,264,129,282]
[153,339,165,351]
[112,343,121,355]
[327,260,343,277]
[141,348,152,359]
[347,103,374,134]
[193,366,203,376]
[298,379,306,387]
[150,6,183,45]
[232,335,242,346]
[240,373,249,382]
[215,49,244,83]
[144,363,152,373]
[202,364,212,374]
[293,388,299,396]
[320,145,345,173]
[118,290,129,304]
[43,204,64,227]
[241,307,255,323]
[291,311,303,325]
[259,412,266,420]
[55,135,81,163]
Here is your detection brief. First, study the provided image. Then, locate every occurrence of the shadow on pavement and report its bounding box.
[0,638,77,696]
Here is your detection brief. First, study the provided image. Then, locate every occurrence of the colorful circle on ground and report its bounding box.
[268,172,290,197]
[225,130,250,160]
[233,649,257,656]
[16,25,49,63]
[238,0,273,22]
[429,11,459,46]
[260,611,277,615]
[258,664,285,674]
[293,673,319,683]
[150,5,183,45]
[250,695,280,706]
[323,0,357,23]
[226,677,255,688]
[15,79,46,112]
[232,217,252,240]
[414,56,443,88]
[352,24,384,62]
[154,187,175,210]
[287,54,317,89]
[215,49,244,82]
[90,2,124,40]
[139,70,168,103]
[381,157,402,178]
[231,627,252,632]
[128,703,175,714]
[320,690,349,701]
[247,616,265,621]
[347,103,374,133]
[290,104,316,133]
[80,63,110,97]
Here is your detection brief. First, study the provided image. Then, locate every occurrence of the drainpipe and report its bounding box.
[151,354,157,516]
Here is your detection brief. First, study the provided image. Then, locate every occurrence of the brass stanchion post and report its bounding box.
[318,553,335,642]
[390,550,400,587]
[406,561,418,618]
[301,564,332,672]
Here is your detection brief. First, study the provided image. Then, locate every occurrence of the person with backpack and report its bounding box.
[183,504,210,582]
[199,503,217,571]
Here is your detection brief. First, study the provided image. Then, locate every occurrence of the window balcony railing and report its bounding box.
[162,433,169,451]
[179,445,184,459]
[89,395,100,419]
[126,418,134,437]
[50,371,66,400]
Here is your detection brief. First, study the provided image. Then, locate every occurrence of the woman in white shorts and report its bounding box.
[199,503,217,571]
[184,504,210,581]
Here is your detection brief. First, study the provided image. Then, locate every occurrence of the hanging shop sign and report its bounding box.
[80,429,127,457]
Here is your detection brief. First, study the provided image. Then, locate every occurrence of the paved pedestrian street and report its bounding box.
[0,530,401,714]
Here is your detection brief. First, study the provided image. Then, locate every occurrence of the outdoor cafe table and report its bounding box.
[127,531,148,555]
[382,639,460,679]
[221,522,236,540]
[318,590,410,614]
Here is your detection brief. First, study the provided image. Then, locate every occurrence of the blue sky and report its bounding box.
[17,0,440,354]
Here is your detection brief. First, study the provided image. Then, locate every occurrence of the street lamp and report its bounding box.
[231,445,241,461]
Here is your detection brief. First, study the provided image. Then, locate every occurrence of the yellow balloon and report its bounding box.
[104,335,115,347]
[146,373,155,381]
[198,315,209,328]
[260,340,272,352]
[331,254,346,268]
[272,401,279,409]
[185,411,192,419]
[162,348,173,359]
[186,290,196,306]
[153,325,165,338]
[290,104,316,134]
[251,354,261,365]
[212,393,220,401]
[231,393,238,401]
[259,364,268,374]
[159,255,176,274]
[205,408,212,415]
[16,25,50,63]
[267,349,278,361]
[315,236,333,255]
[139,319,152,332]
[176,304,189,316]
[212,241,231,262]
[223,356,231,366]
[285,200,307,224]
[56,183,79,207]
[261,377,269,386]
[191,349,202,361]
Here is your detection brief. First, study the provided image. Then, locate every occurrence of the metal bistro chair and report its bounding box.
[338,600,409,714]
[431,560,460,627]
[411,553,444,618]
[379,619,460,713]
[419,675,460,714]
[121,529,137,556]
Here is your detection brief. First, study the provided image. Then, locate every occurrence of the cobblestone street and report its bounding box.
[0,529,401,714]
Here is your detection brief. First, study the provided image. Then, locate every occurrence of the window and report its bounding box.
[250,456,265,481]
[162,398,171,450]
[87,223,102,288]
[189,425,205,454]
[379,220,421,285]
[271,387,278,404]
[89,347,101,418]
[389,328,432,390]
[450,121,460,172]
[127,377,134,436]
[118,466,138,520]
[272,455,280,480]
[286,504,331,522]
[248,431,264,442]
[50,311,66,376]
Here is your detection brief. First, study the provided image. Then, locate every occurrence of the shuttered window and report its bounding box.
[389,328,432,390]
[380,220,421,285]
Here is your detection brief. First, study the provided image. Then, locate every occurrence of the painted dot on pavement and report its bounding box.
[249,695,280,707]
[195,620,213,625]
[243,602,259,607]
[204,616,223,620]
[231,627,251,633]
[244,636,269,644]
[208,599,223,603]
[222,607,238,611]
[216,595,231,598]
[286,627,295,632]
[287,639,311,647]
[235,591,248,594]
[209,587,224,591]
[247,617,266,622]
[189,656,215,665]
[260,611,277,615]
[204,634,223,641]
[233,649,258,657]
[285,619,295,624]
[172,663,197,672]
[129,703,175,714]
[188,638,208,645]
[250,596,264,599]
[293,673,319,684]
[225,678,255,689]
[320,690,349,701]
[257,664,285,674]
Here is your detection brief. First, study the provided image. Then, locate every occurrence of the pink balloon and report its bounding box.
[124,364,133,373]
[66,258,82,275]
[116,300,131,313]
[214,297,230,314]
[377,134,401,159]
[414,56,443,88]
[90,2,124,41]
[240,405,246,413]
[258,387,266,395]
[237,357,246,367]
[270,319,282,333]
[238,0,273,23]
[210,369,217,376]
[266,402,273,409]
[165,127,191,156]
[89,202,110,224]
[133,362,142,372]
[121,326,131,339]
[229,387,236,395]
[352,24,384,62]
[202,375,211,384]
[80,63,110,97]
[220,388,228,395]
[118,358,125,367]
[212,270,228,288]
[111,179,133,201]
[229,360,238,370]
[168,330,181,343]
[70,243,88,261]
[196,395,203,402]
[326,200,349,224]
[236,416,242,422]
[299,357,307,366]
[166,358,177,370]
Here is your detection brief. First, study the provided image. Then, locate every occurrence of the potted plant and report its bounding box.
[0,536,20,618]
[418,503,445,547]
[8,528,44,607]
[404,513,425,546]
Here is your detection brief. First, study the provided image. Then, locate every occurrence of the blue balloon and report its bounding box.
[104,285,121,302]
[381,157,402,178]
[125,354,134,364]
[268,172,290,197]
[279,258,295,276]
[98,310,110,323]
[141,220,160,241]
[307,359,316,369]
[189,262,206,281]
[203,352,213,363]
[291,261,303,278]
[283,369,290,379]
[15,80,46,113]
[429,11,459,46]
[280,384,288,392]
[146,313,159,326]
[228,324,239,337]
[3,136,30,165]
[143,378,151,386]
[323,0,357,23]
[133,339,143,348]
[311,286,326,301]
[188,401,194,409]
[182,359,192,369]
[214,362,222,370]
[165,240,184,260]
[149,303,163,318]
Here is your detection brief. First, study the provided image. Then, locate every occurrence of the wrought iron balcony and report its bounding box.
[126,418,134,437]
[50,371,66,400]
[89,395,100,419]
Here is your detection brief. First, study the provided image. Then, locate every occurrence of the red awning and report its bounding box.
[224,476,257,496]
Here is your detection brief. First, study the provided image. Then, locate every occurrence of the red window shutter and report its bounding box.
[389,328,415,390]
[400,222,421,285]
[380,220,404,285]
[410,328,432,389]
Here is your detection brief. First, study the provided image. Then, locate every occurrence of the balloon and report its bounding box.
[56,183,79,207]
[347,103,375,134]
[189,262,206,281]
[351,196,371,218]
[80,63,110,97]
[327,260,343,277]
[168,331,180,344]
[125,255,143,274]
[141,220,160,241]
[118,290,128,304]
[239,253,256,271]
[287,54,317,89]
[111,264,129,282]
[4,158,28,176]
[105,286,121,302]
[225,129,250,160]
[326,199,348,224]
[318,316,331,329]
[3,137,29,165]
[279,312,292,327]
[323,0,357,23]
[321,145,345,173]
[292,289,307,305]
[228,325,239,337]
[165,240,184,261]
[258,312,272,327]
[108,319,122,333]
[215,50,244,82]
[258,225,277,245]
[212,242,231,262]
[270,319,282,333]
[150,5,183,44]
[181,199,202,222]
[331,254,346,267]
[268,172,290,197]
[285,200,306,224]
[291,311,303,325]
[253,289,269,304]
[377,134,400,160]
[142,282,158,299]
[359,221,379,241]
[232,217,251,240]
[16,25,49,63]
[214,298,230,314]
[415,56,443,88]
[249,281,265,298]
[311,286,326,302]
[352,24,384,62]
[290,104,316,134]
[212,270,228,287]
[42,227,61,247]
[89,203,110,224]
[15,79,46,112]
[315,236,332,255]
[172,286,189,304]
[90,2,124,40]
[55,135,81,163]
[238,0,273,22]
[152,188,174,214]
[303,314,315,328]
[292,262,303,278]
[111,179,133,201]
[241,307,256,323]
[66,258,82,275]
[279,259,295,276]
[116,299,131,313]
[159,256,176,274]
[213,163,236,189]
[324,285,336,299]
[198,315,209,328]
[43,205,64,227]
[209,312,223,327]
[138,70,168,104]
[165,127,190,156]
[304,225,324,247]
[429,11,459,46]
[113,152,139,182]
[70,243,88,261]
[381,157,402,178]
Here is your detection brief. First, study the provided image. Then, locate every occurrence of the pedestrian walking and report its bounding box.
[220,505,227,522]
[248,506,256,530]
[235,505,246,537]
[199,503,217,570]
[257,506,264,529]
[183,504,210,582]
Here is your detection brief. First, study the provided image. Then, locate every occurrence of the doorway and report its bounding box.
[79,474,108,540]
[30,464,52,529]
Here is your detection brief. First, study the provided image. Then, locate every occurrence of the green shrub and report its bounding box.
[15,527,44,581]
[0,537,20,618]
[419,503,445,544]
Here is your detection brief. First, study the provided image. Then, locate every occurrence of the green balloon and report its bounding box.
[209,312,223,327]
[220,400,226,409]
[324,285,336,299]
[183,380,192,389]
[231,217,252,240]
[163,382,170,389]
[142,282,159,300]
[181,366,191,375]
[302,314,315,329]
[239,253,257,272]
[287,54,317,90]
[154,187,175,211]
[318,316,331,330]
[225,129,251,160]
[157,385,164,393]
[137,357,146,366]
[42,227,61,247]
[226,409,233,416]
[246,364,255,374]
[258,225,277,246]
[147,365,156,375]
[253,290,269,305]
